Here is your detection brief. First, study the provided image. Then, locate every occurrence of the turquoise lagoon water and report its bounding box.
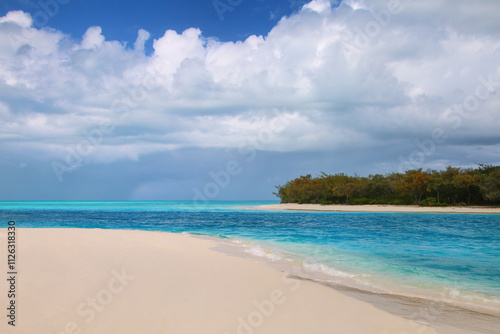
[1,201,499,311]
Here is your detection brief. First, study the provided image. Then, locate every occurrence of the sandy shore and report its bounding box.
[0,228,440,334]
[245,203,500,214]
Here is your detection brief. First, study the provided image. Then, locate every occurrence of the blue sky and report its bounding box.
[0,0,500,200]
[1,0,309,48]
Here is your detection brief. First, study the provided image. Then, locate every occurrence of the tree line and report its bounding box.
[274,164,500,206]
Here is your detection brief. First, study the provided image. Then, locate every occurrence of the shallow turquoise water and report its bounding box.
[1,201,499,307]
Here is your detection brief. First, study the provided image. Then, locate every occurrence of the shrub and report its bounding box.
[391,198,413,205]
[351,198,370,205]
[420,197,449,206]
[372,198,389,204]
[420,197,437,206]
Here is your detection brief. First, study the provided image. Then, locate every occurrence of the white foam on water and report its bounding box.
[220,237,500,318]
[304,263,355,278]
[221,236,500,317]
[245,245,282,261]
[442,286,500,305]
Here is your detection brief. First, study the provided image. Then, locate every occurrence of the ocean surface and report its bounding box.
[1,201,499,313]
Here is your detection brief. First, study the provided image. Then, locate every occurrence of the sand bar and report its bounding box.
[245,203,500,214]
[0,228,441,334]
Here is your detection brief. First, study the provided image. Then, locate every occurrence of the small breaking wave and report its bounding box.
[304,263,356,278]
[245,245,282,261]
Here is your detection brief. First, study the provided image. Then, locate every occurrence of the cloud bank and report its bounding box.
[0,0,499,199]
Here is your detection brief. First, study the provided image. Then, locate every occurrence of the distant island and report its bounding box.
[274,164,500,207]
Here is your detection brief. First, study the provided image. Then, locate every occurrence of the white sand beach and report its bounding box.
[0,228,441,334]
[246,203,500,214]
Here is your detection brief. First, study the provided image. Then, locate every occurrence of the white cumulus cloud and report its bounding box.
[0,0,499,174]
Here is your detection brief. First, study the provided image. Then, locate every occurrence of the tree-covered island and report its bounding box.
[274,165,500,206]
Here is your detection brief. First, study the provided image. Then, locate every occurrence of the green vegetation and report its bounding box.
[274,164,500,206]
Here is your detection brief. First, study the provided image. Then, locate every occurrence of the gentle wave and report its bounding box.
[245,245,283,261]
[303,263,356,278]
[229,236,500,314]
